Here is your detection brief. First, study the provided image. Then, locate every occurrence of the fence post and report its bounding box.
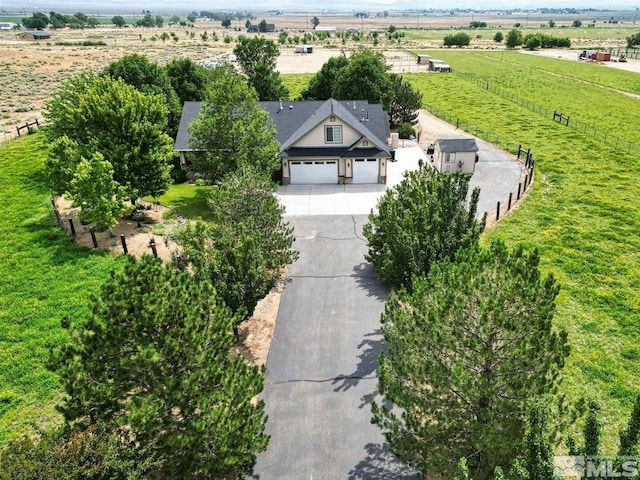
[517,182,522,200]
[89,227,98,248]
[508,192,513,211]
[524,174,529,189]
[456,118,459,129]
[149,237,158,258]
[68,218,76,239]
[54,208,62,228]
[517,144,522,160]
[496,201,501,221]
[121,234,128,255]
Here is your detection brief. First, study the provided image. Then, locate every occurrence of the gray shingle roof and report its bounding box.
[174,98,390,157]
[436,138,478,153]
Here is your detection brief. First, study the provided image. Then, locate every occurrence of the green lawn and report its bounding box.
[0,134,128,443]
[404,66,640,449]
[151,183,214,221]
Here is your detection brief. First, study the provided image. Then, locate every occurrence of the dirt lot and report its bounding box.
[522,48,640,73]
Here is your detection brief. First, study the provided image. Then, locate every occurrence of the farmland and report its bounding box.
[404,58,640,448]
[0,10,639,452]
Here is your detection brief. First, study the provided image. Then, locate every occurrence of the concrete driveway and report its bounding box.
[251,216,418,480]
[277,141,523,218]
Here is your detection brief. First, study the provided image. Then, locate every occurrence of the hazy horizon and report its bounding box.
[1,0,639,15]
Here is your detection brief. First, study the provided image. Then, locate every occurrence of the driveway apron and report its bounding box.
[252,215,417,479]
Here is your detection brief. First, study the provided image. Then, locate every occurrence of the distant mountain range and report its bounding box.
[1,0,636,15]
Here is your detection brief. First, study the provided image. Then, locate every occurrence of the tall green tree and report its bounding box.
[164,57,211,104]
[300,55,349,100]
[311,16,320,28]
[188,66,280,181]
[103,54,181,137]
[50,255,269,478]
[233,37,288,101]
[505,28,524,48]
[67,152,127,229]
[206,168,298,273]
[372,240,569,479]
[21,12,49,29]
[111,15,126,27]
[363,166,485,292]
[172,169,298,337]
[388,73,422,128]
[332,49,394,109]
[45,74,173,201]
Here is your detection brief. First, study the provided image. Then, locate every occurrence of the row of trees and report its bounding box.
[300,48,422,128]
[362,166,573,478]
[22,11,99,29]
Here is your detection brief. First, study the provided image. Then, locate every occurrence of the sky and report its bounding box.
[1,0,638,14]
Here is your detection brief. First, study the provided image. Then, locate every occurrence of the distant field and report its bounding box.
[402,63,640,449]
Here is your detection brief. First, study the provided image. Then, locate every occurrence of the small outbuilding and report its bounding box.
[430,138,479,174]
[0,22,17,30]
[428,59,451,72]
[294,45,313,54]
[417,54,431,65]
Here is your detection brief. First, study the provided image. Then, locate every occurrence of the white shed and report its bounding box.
[430,138,479,174]
[294,45,313,54]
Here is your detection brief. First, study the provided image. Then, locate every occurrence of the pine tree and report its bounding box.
[372,240,569,479]
[50,255,268,478]
[363,166,485,292]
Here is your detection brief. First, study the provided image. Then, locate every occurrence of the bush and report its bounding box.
[443,32,471,47]
[397,122,415,139]
[494,31,504,43]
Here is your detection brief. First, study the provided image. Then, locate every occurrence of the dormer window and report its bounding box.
[325,125,342,144]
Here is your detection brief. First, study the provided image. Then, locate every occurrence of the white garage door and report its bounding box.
[353,158,379,184]
[290,160,337,185]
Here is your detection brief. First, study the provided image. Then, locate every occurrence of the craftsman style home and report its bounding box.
[174,98,391,185]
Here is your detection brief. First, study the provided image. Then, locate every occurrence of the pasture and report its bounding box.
[404,57,640,448]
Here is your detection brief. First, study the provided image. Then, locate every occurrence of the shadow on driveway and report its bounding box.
[348,443,420,480]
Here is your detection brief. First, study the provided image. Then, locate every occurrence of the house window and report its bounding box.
[444,152,456,163]
[325,125,342,144]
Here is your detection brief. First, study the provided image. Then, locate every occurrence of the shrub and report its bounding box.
[397,122,415,139]
[443,32,471,47]
[494,31,504,43]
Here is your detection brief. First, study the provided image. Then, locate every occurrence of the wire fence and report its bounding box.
[451,70,640,155]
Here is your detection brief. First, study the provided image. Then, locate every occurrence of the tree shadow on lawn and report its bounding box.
[348,442,420,480]
[155,184,214,221]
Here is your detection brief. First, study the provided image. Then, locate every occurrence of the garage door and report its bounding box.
[353,158,379,184]
[290,160,337,185]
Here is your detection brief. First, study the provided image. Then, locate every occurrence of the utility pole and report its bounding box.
[634,7,638,25]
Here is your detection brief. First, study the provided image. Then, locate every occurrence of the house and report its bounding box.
[428,59,451,72]
[294,45,313,54]
[430,138,479,174]
[19,31,51,40]
[174,98,391,185]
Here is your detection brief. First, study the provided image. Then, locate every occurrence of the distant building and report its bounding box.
[314,26,336,32]
[19,31,51,40]
[294,45,313,54]
[0,22,18,30]
[344,27,359,33]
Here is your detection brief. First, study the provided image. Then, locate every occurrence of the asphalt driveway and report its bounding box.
[251,216,417,479]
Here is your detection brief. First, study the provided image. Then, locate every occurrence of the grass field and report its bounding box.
[0,134,129,443]
[401,63,640,448]
[413,50,640,152]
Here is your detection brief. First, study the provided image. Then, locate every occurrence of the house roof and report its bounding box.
[174,98,390,157]
[436,138,479,153]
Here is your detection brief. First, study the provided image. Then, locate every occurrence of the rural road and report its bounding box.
[251,215,418,480]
